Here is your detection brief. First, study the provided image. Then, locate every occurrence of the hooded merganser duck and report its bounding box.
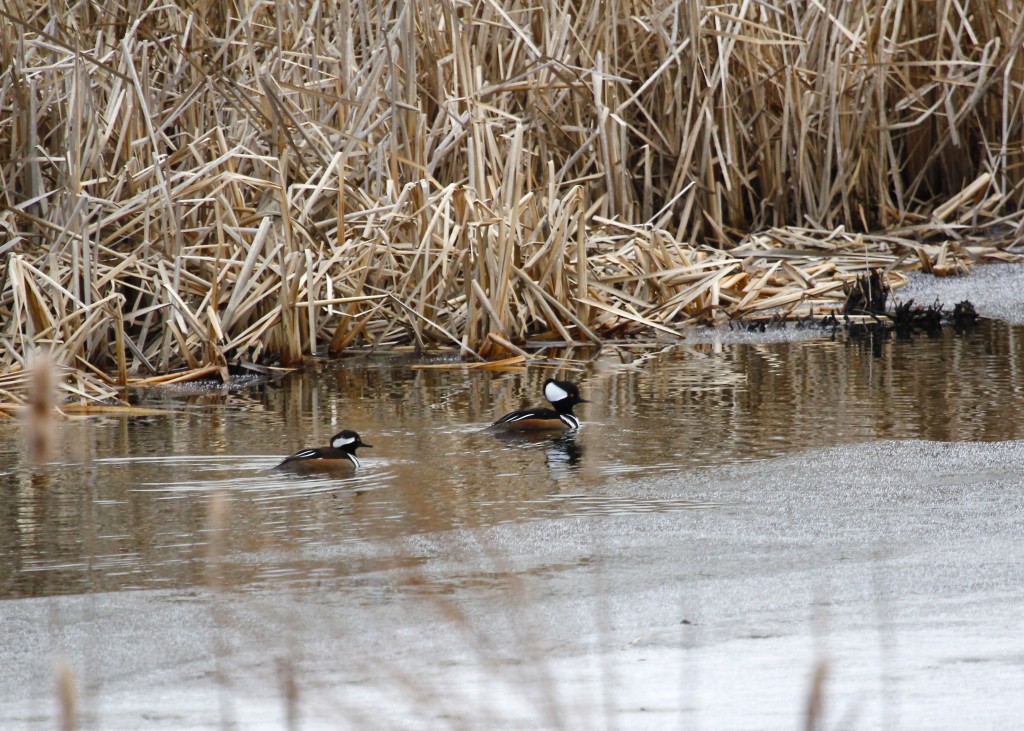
[488,378,588,431]
[276,430,372,471]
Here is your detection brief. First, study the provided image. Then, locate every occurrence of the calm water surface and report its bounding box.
[2,321,1023,600]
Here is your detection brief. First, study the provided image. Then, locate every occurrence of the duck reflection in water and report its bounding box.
[545,433,584,479]
[490,429,584,479]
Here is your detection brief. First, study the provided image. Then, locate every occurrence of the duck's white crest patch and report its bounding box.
[332,435,357,448]
[544,381,569,403]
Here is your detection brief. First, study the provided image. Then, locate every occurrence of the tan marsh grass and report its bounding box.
[1,0,1023,403]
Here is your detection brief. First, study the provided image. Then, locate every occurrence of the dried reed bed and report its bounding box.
[2,0,1023,404]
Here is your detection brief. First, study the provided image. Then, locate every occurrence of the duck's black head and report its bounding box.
[330,430,372,452]
[543,378,588,413]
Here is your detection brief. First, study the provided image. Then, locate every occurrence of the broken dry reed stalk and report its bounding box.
[803,658,829,731]
[2,0,1024,403]
[276,657,299,731]
[56,660,76,731]
[25,353,57,462]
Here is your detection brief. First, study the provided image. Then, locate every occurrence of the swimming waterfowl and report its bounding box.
[276,430,372,472]
[488,378,588,432]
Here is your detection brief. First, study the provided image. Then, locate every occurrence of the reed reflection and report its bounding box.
[2,319,1024,599]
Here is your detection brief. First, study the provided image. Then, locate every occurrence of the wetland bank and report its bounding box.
[4,0,1024,727]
